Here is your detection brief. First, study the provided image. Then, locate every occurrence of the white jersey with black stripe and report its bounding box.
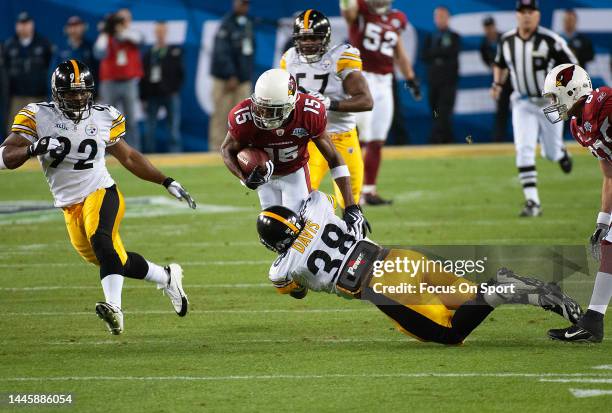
[268,191,360,295]
[11,102,126,207]
[495,26,577,98]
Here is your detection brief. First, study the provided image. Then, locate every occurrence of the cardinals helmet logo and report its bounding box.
[555,65,575,87]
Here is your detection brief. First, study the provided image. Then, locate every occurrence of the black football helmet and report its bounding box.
[51,59,95,123]
[293,9,331,63]
[257,206,304,254]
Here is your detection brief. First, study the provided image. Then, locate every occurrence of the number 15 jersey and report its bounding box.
[11,102,126,207]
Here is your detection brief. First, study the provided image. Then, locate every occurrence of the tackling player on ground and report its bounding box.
[340,0,421,205]
[543,64,612,342]
[0,60,196,335]
[221,68,370,238]
[281,9,372,209]
[256,191,581,344]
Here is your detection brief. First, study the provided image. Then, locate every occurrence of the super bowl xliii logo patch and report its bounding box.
[291,128,308,138]
[584,121,592,132]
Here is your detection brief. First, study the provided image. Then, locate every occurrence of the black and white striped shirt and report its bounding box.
[495,26,577,98]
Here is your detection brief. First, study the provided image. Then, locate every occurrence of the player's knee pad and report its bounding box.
[90,232,124,277]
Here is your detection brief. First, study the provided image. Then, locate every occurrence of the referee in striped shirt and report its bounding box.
[491,0,577,217]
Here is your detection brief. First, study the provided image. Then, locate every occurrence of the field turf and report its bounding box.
[1,145,611,412]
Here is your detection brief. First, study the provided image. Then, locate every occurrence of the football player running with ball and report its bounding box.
[0,60,196,335]
[340,0,420,205]
[221,68,371,238]
[543,64,612,342]
[281,9,373,208]
[256,191,581,344]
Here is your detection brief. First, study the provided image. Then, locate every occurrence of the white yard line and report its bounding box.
[1,372,611,382]
[541,378,612,384]
[0,260,270,268]
[569,388,612,398]
[0,283,270,291]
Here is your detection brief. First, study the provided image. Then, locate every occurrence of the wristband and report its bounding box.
[162,177,174,188]
[0,147,6,169]
[597,212,611,226]
[329,100,340,111]
[330,165,350,179]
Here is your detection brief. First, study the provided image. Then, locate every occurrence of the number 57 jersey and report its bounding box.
[268,191,359,295]
[11,102,126,207]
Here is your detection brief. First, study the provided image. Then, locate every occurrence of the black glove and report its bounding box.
[244,161,273,190]
[405,78,422,101]
[27,137,63,157]
[343,204,371,240]
[590,223,609,261]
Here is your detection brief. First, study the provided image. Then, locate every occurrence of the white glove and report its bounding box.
[163,178,196,209]
[590,223,609,261]
[27,137,64,157]
[308,90,331,110]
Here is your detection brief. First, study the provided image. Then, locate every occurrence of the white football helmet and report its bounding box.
[251,69,298,130]
[542,64,592,124]
[366,0,392,15]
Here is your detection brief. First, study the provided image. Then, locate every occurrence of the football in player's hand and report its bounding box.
[237,147,270,175]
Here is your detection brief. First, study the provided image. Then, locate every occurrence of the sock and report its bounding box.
[518,166,540,204]
[144,261,170,285]
[362,184,376,195]
[587,271,612,315]
[101,273,124,309]
[364,141,383,187]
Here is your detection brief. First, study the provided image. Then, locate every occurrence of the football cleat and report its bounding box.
[558,150,573,174]
[159,263,188,317]
[361,193,393,206]
[519,200,541,217]
[538,282,583,324]
[548,310,604,343]
[95,302,124,335]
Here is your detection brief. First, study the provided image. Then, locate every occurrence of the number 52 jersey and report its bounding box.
[268,191,360,295]
[11,102,126,207]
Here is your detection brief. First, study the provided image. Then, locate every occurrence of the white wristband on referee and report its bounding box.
[0,147,6,170]
[330,165,350,180]
[596,212,611,226]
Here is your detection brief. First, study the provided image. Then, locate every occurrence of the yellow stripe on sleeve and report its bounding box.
[280,54,287,70]
[336,58,362,74]
[109,120,126,142]
[12,112,38,136]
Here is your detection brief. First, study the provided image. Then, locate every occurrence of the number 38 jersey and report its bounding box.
[269,191,360,295]
[11,102,126,207]
[280,44,363,133]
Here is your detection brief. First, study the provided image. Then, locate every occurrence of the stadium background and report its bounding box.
[1,0,611,151]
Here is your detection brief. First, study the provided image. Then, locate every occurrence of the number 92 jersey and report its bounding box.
[281,44,363,134]
[11,102,125,207]
[349,0,407,75]
[269,191,360,295]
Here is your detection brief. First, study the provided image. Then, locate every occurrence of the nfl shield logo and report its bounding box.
[275,129,285,136]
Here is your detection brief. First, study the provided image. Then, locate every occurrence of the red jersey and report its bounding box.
[348,0,407,75]
[570,87,612,161]
[99,36,143,81]
[227,94,327,176]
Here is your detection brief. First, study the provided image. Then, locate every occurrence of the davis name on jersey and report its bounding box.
[227,94,327,176]
[570,87,612,161]
[349,0,407,75]
[11,102,126,207]
[281,44,362,133]
[269,191,358,295]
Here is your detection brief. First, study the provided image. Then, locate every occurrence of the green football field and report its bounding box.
[1,145,611,412]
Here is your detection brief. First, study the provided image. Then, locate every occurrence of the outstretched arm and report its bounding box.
[107,139,196,208]
[339,0,359,25]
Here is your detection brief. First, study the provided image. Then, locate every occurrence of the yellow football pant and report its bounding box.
[62,185,128,266]
[308,128,363,208]
[367,249,478,341]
